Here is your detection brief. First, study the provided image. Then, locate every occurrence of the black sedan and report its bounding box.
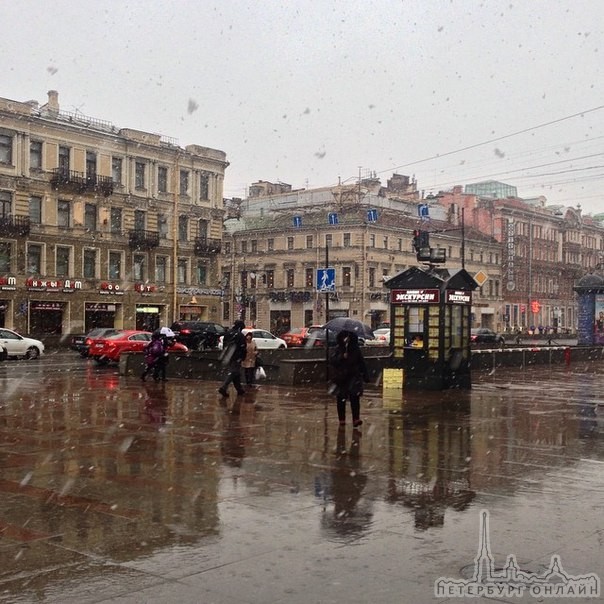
[470,328,505,345]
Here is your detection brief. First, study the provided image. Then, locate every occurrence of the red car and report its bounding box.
[88,330,188,365]
[282,327,310,347]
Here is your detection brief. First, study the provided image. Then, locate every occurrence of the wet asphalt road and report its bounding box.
[0,352,602,603]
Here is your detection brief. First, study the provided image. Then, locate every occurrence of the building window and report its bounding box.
[223,301,230,322]
[325,234,332,247]
[158,214,168,238]
[180,170,189,195]
[369,234,375,247]
[286,268,295,288]
[83,249,97,279]
[27,244,42,274]
[109,251,122,279]
[158,166,168,193]
[196,262,207,285]
[200,172,209,200]
[222,272,231,288]
[177,259,187,284]
[383,236,389,249]
[369,267,376,287]
[224,241,231,254]
[112,157,122,184]
[198,219,208,238]
[241,240,248,253]
[58,145,70,172]
[0,191,11,217]
[135,162,146,189]
[398,238,403,251]
[178,215,188,241]
[0,242,12,273]
[266,270,274,288]
[251,240,258,253]
[84,203,97,231]
[287,236,294,250]
[30,141,42,170]
[110,207,122,233]
[267,238,274,251]
[306,235,313,249]
[134,209,145,231]
[56,246,70,277]
[28,195,41,224]
[57,200,71,228]
[133,254,145,281]
[250,272,257,289]
[0,134,13,164]
[305,268,314,287]
[343,266,352,286]
[155,256,168,283]
[86,151,96,179]
[343,233,351,247]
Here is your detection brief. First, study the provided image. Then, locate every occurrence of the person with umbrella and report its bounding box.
[329,330,369,428]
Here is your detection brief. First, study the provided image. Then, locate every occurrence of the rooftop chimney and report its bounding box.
[46,90,59,115]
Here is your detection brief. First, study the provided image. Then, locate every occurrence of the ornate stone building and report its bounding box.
[221,177,503,335]
[0,91,228,340]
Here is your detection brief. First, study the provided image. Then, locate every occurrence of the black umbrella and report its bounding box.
[323,317,375,340]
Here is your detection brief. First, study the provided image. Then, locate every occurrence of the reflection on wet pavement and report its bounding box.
[0,354,602,603]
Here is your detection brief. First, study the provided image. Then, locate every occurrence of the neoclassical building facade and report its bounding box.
[0,91,228,339]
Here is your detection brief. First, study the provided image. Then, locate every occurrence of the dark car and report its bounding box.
[301,326,367,348]
[71,328,122,357]
[470,327,505,345]
[170,321,227,351]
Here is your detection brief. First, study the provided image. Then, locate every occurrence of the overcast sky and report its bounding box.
[1,0,602,212]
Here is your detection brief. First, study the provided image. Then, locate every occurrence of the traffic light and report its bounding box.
[412,230,430,252]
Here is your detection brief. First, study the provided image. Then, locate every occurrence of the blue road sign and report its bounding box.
[293,216,302,228]
[328,212,338,225]
[367,208,378,222]
[317,267,336,292]
[418,203,429,221]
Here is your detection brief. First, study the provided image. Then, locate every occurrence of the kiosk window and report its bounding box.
[408,307,424,333]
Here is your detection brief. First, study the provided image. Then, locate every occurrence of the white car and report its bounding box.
[243,329,287,349]
[365,327,391,346]
[0,328,45,359]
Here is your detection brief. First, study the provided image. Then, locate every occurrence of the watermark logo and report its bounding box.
[434,510,600,599]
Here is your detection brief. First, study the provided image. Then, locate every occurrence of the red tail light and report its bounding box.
[180,329,191,334]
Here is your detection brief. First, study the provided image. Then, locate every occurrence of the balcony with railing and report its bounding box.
[128,229,160,250]
[194,237,222,255]
[0,215,31,237]
[50,168,114,197]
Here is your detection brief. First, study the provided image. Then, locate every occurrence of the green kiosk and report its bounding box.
[384,266,478,390]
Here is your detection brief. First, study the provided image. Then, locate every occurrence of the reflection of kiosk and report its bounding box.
[384,266,478,390]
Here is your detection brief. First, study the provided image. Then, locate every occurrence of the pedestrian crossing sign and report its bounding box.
[317,268,336,292]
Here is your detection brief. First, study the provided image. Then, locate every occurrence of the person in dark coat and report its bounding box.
[329,330,369,427]
[218,320,247,396]
[141,330,166,382]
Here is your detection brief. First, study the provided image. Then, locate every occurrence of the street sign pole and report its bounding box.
[325,243,330,381]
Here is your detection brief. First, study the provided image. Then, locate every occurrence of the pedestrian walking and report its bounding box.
[241,331,258,388]
[141,331,166,382]
[218,320,247,397]
[329,330,369,427]
[154,329,174,382]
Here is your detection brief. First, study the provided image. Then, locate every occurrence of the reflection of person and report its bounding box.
[218,320,247,397]
[241,332,258,387]
[321,428,371,538]
[329,331,369,427]
[597,311,604,333]
[142,382,168,425]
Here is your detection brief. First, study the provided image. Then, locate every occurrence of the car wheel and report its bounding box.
[0,348,6,362]
[95,357,109,366]
[278,344,286,349]
[25,346,40,360]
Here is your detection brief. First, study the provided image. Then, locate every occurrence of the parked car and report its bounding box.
[170,321,227,351]
[365,327,391,346]
[301,325,337,348]
[282,327,311,347]
[0,328,45,359]
[71,327,122,357]
[88,330,188,364]
[218,328,288,350]
[470,327,505,345]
